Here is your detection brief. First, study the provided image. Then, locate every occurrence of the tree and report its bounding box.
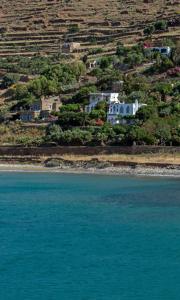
[1,73,20,89]
[82,55,88,64]
[113,124,127,135]
[113,129,126,145]
[93,132,108,146]
[136,106,157,122]
[100,56,112,69]
[154,20,167,31]
[101,123,116,140]
[116,45,128,56]
[60,104,81,113]
[89,109,106,121]
[160,57,174,72]
[163,38,175,48]
[42,62,85,86]
[90,67,102,78]
[158,104,172,117]
[66,129,92,145]
[16,136,43,147]
[127,126,156,145]
[171,127,180,146]
[54,128,92,145]
[123,75,149,94]
[143,25,155,36]
[68,24,80,34]
[124,52,144,68]
[29,77,46,97]
[58,112,90,128]
[22,93,37,106]
[95,100,107,111]
[71,61,86,80]
[28,56,51,75]
[15,84,29,100]
[145,55,174,74]
[155,122,171,145]
[46,80,59,95]
[128,91,146,103]
[46,124,63,143]
[155,82,173,102]
[172,41,180,65]
[73,85,97,103]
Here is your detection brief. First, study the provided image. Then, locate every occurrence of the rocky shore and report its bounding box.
[44,158,180,177]
[0,158,179,177]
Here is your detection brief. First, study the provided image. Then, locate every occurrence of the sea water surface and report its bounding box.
[0,172,180,300]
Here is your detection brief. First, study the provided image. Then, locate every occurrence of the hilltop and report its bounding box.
[0,0,179,56]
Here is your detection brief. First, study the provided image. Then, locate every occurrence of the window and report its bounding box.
[153,48,160,53]
[126,106,130,114]
[161,48,167,54]
[34,104,40,111]
[120,106,124,114]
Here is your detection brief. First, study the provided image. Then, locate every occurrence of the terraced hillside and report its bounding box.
[0,0,179,56]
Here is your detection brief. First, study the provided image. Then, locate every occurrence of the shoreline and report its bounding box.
[0,163,179,178]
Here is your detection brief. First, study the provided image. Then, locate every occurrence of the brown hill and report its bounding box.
[0,0,179,56]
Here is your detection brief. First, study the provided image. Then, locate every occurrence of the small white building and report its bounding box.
[85,92,119,113]
[107,100,146,125]
[150,46,171,57]
[86,60,98,70]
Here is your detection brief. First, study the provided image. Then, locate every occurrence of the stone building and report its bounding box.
[61,42,81,54]
[20,96,62,122]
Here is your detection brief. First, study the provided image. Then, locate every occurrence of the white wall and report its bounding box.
[107,101,146,125]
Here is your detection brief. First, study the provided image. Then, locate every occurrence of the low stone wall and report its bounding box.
[0,146,179,157]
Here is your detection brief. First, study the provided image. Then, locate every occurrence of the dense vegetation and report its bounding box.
[0,39,179,147]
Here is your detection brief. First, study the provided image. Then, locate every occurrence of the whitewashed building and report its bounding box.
[85,93,119,113]
[107,100,146,125]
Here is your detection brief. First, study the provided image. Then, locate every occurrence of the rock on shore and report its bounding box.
[44,158,180,177]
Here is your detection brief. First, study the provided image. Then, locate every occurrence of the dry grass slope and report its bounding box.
[60,153,180,165]
[0,0,179,56]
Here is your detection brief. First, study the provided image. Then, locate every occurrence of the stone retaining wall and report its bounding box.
[0,146,179,157]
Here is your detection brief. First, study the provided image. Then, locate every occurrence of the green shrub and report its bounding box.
[154,20,167,31]
[68,24,80,34]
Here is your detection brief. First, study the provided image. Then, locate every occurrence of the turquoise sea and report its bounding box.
[0,172,180,300]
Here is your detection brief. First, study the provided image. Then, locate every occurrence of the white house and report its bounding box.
[85,92,119,113]
[107,100,146,125]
